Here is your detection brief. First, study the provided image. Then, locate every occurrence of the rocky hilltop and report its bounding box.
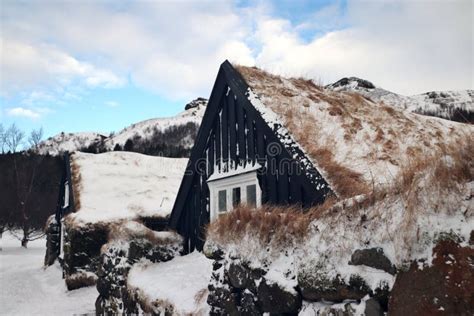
[327,77,473,123]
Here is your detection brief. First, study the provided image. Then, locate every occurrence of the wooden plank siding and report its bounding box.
[169,61,332,252]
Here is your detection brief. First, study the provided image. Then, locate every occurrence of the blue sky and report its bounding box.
[1,0,471,142]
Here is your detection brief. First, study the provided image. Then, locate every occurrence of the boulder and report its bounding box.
[203,241,224,261]
[257,279,302,314]
[239,290,260,315]
[389,239,474,316]
[349,247,396,275]
[206,286,239,315]
[228,263,251,289]
[364,298,383,316]
[184,97,208,110]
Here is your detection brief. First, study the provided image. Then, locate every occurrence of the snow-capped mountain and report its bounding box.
[326,77,473,123]
[104,97,206,150]
[35,98,207,156]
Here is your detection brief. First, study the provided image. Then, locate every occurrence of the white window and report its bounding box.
[63,181,69,209]
[59,219,65,259]
[208,167,262,221]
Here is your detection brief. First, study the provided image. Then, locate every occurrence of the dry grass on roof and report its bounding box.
[70,155,82,211]
[236,65,371,198]
[207,135,474,248]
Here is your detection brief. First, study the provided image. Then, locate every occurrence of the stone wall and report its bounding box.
[62,223,108,290]
[205,232,474,315]
[95,224,183,315]
[204,245,391,315]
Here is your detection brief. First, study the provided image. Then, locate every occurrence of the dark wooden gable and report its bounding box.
[169,61,331,252]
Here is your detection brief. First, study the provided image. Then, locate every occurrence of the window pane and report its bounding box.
[232,187,241,207]
[218,190,227,213]
[246,184,256,207]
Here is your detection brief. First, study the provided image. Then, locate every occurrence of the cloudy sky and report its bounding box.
[1,0,472,140]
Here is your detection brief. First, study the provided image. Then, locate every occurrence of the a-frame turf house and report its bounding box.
[169,61,333,252]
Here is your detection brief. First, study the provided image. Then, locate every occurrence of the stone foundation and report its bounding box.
[95,224,183,315]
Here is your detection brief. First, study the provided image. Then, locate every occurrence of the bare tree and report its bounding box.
[28,127,44,149]
[5,124,25,153]
[0,123,5,154]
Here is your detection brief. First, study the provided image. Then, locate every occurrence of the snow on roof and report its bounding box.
[127,251,212,315]
[207,162,262,182]
[235,65,474,198]
[67,151,188,226]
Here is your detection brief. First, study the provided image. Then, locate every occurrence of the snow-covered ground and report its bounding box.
[128,252,213,315]
[0,231,97,315]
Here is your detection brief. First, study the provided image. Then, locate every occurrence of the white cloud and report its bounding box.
[253,0,473,94]
[105,101,119,108]
[6,107,42,119]
[0,38,125,98]
[0,0,471,104]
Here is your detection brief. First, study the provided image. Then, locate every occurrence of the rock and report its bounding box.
[365,298,383,316]
[299,274,371,302]
[371,282,390,312]
[95,295,106,316]
[184,97,208,110]
[212,261,223,271]
[65,272,97,290]
[349,247,396,275]
[389,239,474,316]
[206,287,239,315]
[228,263,251,289]
[469,230,474,245]
[96,277,111,297]
[257,279,302,314]
[327,77,376,90]
[203,241,224,261]
[239,290,260,315]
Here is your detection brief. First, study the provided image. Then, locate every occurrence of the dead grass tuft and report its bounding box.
[194,288,208,305]
[292,77,323,92]
[70,156,82,211]
[207,204,313,247]
[307,147,370,199]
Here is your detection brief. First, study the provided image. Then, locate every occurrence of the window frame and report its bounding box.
[208,170,261,221]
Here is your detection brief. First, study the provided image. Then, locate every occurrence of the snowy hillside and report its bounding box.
[105,98,206,150]
[68,151,188,226]
[326,77,473,123]
[35,98,207,156]
[35,132,107,155]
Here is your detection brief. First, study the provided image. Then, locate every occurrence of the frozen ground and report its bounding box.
[0,231,97,315]
[128,251,213,315]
